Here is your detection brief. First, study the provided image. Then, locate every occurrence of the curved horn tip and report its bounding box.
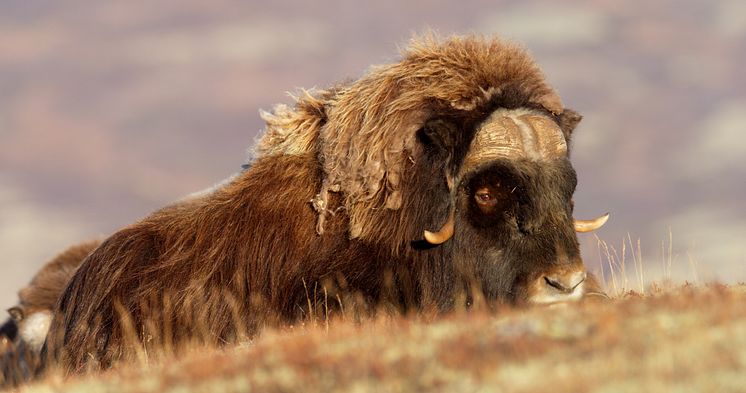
[423,212,455,245]
[424,229,450,245]
[574,213,610,233]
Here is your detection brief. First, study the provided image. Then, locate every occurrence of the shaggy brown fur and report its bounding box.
[44,34,597,374]
[14,240,101,321]
[1,240,100,387]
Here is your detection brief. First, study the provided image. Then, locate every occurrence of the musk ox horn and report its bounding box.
[424,209,455,245]
[459,109,568,177]
[574,213,610,233]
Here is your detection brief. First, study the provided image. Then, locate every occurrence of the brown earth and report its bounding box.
[17,284,746,392]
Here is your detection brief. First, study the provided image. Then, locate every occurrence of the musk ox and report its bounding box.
[0,322,16,356]
[44,35,608,373]
[1,240,100,386]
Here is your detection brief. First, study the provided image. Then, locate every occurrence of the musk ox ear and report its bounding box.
[418,119,461,191]
[556,108,583,141]
[7,307,23,322]
[418,119,458,159]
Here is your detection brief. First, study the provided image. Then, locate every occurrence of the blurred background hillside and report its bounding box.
[1,0,744,310]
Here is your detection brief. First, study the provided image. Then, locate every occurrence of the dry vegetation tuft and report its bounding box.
[15,284,746,393]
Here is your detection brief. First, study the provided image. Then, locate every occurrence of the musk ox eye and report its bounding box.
[474,187,498,212]
[475,190,494,203]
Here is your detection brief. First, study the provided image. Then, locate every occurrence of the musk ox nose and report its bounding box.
[529,269,587,304]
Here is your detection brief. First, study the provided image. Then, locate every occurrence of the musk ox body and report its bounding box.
[1,240,99,386]
[45,35,607,373]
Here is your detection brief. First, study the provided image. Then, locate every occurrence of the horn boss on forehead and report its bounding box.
[461,108,568,175]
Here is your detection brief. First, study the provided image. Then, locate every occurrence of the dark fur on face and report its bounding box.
[41,35,594,375]
[455,159,580,302]
[404,95,583,306]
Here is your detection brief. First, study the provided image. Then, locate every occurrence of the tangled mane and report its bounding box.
[255,34,565,241]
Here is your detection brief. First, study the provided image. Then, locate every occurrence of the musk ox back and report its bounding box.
[44,35,608,374]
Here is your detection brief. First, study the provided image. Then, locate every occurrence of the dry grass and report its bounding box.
[11,283,745,393]
[593,232,702,297]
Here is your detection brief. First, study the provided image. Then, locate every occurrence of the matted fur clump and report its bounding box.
[257,35,564,240]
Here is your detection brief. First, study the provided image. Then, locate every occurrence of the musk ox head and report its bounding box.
[5,240,99,353]
[257,35,607,305]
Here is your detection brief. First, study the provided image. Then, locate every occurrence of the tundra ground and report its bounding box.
[15,284,746,393]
